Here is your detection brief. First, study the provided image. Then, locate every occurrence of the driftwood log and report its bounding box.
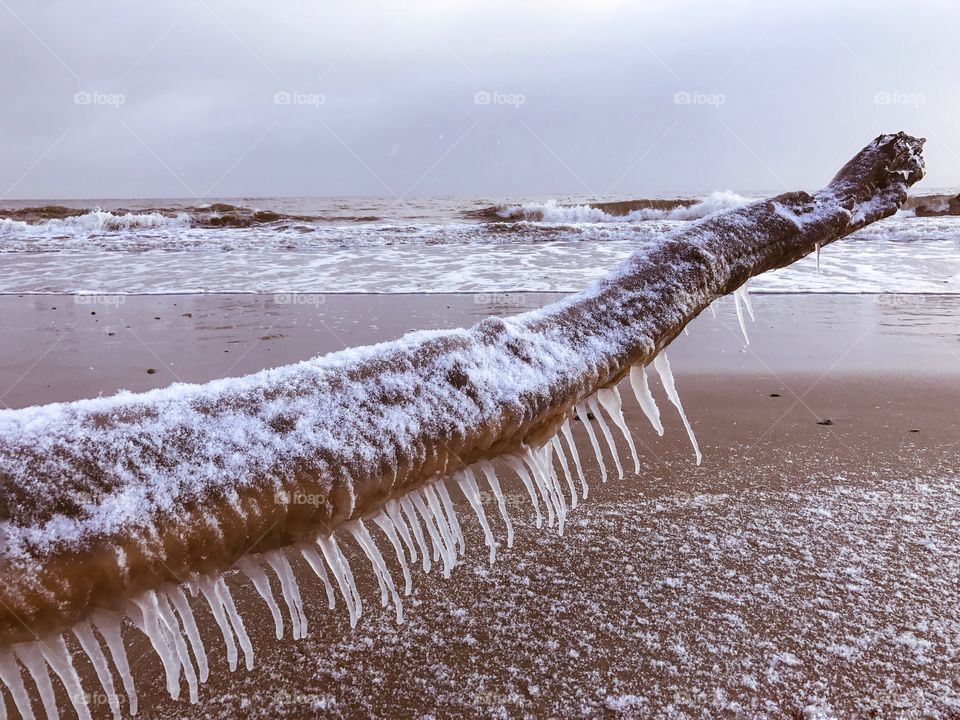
[0,132,925,716]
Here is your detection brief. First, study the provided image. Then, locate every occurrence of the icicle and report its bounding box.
[532,444,567,524]
[264,550,308,640]
[347,524,388,607]
[384,498,419,566]
[733,288,750,345]
[37,636,92,720]
[477,459,514,547]
[455,468,497,563]
[434,481,465,555]
[516,451,556,528]
[653,352,702,465]
[372,511,414,594]
[14,642,57,720]
[129,593,183,700]
[237,556,285,639]
[196,577,239,672]
[525,447,566,535]
[165,585,209,683]
[740,284,755,322]
[423,485,460,563]
[73,622,122,720]
[504,455,546,528]
[629,365,664,436]
[538,442,568,517]
[559,420,588,499]
[550,436,578,509]
[413,489,455,575]
[816,242,821,274]
[397,496,432,573]
[299,544,338,608]
[597,386,641,473]
[0,648,36,720]
[317,535,363,627]
[574,401,608,483]
[212,578,254,671]
[586,395,624,480]
[91,609,138,714]
[348,519,404,623]
[154,592,200,703]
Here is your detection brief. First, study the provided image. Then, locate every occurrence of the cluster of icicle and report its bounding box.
[0,286,756,719]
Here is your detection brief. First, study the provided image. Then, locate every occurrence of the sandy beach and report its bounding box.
[3,292,958,718]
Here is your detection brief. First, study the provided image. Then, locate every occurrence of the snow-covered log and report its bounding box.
[0,133,925,716]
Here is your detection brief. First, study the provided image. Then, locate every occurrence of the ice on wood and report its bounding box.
[238,556,285,639]
[558,420,589,499]
[574,402,608,484]
[586,395,624,481]
[629,366,664,436]
[597,387,641,473]
[477,459,515,547]
[653,353,702,465]
[299,543,339,607]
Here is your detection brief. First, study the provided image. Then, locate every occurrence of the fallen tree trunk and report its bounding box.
[0,133,925,716]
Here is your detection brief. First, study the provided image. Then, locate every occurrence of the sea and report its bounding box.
[1,192,958,295]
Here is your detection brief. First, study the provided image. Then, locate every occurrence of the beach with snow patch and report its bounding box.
[3,291,958,718]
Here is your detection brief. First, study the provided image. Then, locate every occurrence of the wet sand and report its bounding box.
[1,293,959,718]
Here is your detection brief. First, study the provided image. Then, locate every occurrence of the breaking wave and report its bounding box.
[474,191,754,223]
[0,203,382,235]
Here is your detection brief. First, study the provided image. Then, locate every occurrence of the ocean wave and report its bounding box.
[0,209,190,235]
[0,204,382,234]
[475,191,754,223]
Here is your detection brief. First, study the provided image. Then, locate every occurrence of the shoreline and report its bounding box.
[2,292,959,410]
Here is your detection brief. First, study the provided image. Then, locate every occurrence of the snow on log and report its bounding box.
[0,133,925,715]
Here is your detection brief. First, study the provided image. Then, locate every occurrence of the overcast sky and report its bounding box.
[1,0,957,200]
